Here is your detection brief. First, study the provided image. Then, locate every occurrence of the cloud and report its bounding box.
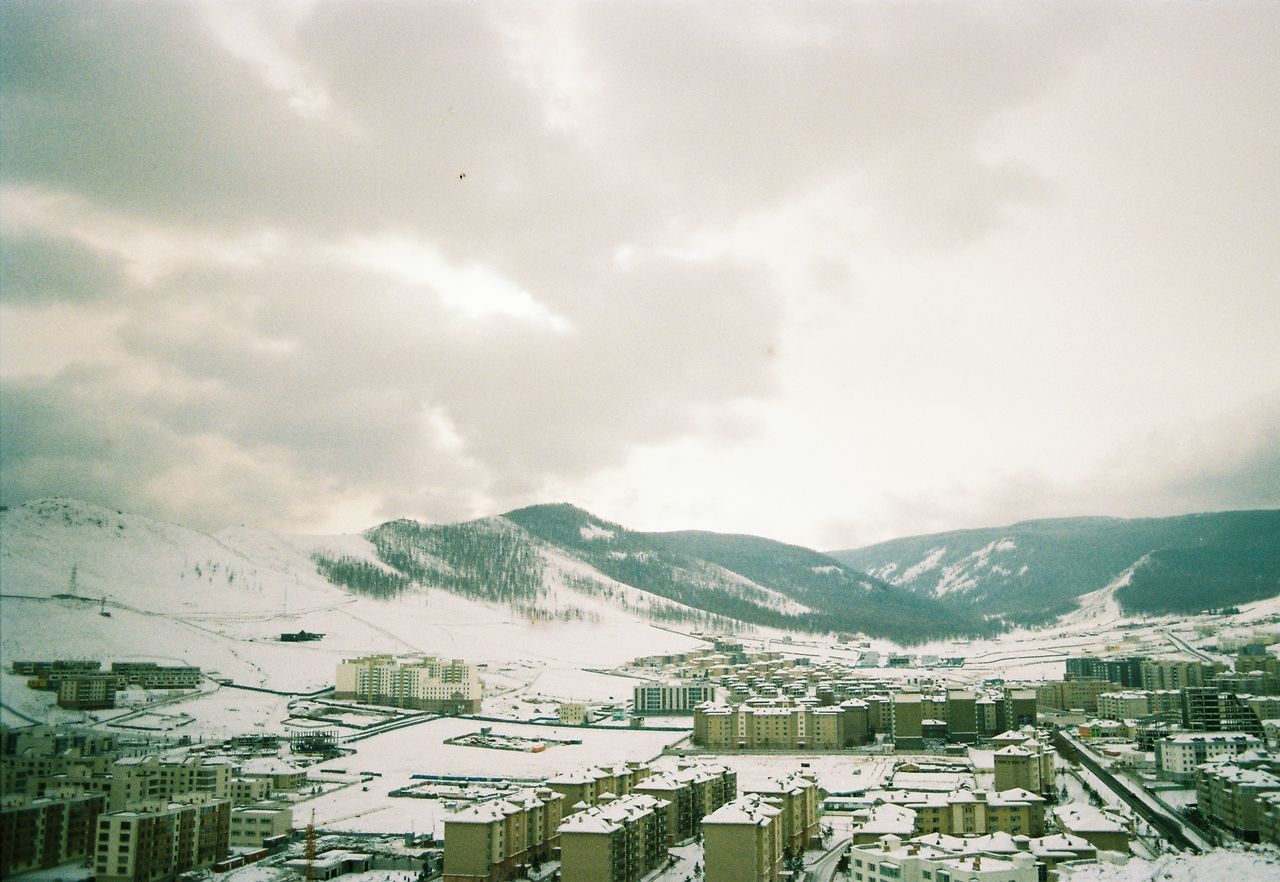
[1,1,1276,544]
[338,234,573,331]
[197,0,344,125]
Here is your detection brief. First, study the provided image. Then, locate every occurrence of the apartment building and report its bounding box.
[1095,689,1183,722]
[703,794,784,882]
[93,799,231,882]
[1066,656,1144,688]
[746,770,823,856]
[229,803,294,848]
[1259,792,1280,845]
[1036,679,1120,713]
[992,734,1056,798]
[107,755,233,810]
[631,762,737,845]
[848,834,1038,882]
[695,691,1020,752]
[1195,755,1280,841]
[1141,657,1216,691]
[1,726,118,797]
[546,763,650,813]
[335,654,482,713]
[0,793,106,877]
[892,693,924,751]
[1154,732,1263,782]
[1051,803,1132,853]
[57,673,124,710]
[442,787,564,882]
[632,683,717,715]
[906,788,1046,838]
[557,793,669,882]
[109,663,203,689]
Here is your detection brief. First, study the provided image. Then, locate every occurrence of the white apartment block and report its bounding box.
[849,834,1038,882]
[633,683,717,715]
[1155,732,1263,782]
[334,654,481,713]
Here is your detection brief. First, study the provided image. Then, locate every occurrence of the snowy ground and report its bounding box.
[293,716,689,835]
[1057,847,1280,881]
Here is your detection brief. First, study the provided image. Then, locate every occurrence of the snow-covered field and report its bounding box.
[1057,848,1280,881]
[297,717,690,835]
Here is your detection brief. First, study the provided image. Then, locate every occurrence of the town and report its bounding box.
[6,614,1280,882]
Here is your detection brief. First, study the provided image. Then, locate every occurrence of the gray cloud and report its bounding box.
[1,1,1276,542]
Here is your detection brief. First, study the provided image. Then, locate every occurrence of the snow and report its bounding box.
[1056,849,1280,881]
[1061,555,1151,627]
[297,717,688,834]
[578,523,616,541]
[896,547,946,583]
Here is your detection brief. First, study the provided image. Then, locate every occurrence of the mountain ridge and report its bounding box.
[3,498,1277,646]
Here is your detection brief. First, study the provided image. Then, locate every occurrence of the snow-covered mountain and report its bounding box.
[0,498,711,720]
[828,510,1280,627]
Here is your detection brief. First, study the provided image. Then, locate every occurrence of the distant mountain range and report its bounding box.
[828,510,1280,627]
[2,499,1277,646]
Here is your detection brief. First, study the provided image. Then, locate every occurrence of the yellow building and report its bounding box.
[746,770,822,857]
[442,788,563,882]
[0,793,106,877]
[229,803,293,848]
[907,788,1046,837]
[703,794,784,882]
[557,793,669,882]
[632,762,737,845]
[94,799,231,882]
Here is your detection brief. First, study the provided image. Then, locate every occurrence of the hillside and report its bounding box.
[502,503,1000,642]
[0,498,708,721]
[828,509,1280,626]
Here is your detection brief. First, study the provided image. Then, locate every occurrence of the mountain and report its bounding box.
[4,500,1277,665]
[261,501,1002,643]
[828,510,1280,626]
[0,498,713,713]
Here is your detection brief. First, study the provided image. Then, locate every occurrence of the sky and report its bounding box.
[1,1,1278,550]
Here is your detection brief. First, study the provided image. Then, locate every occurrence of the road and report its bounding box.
[806,836,852,882]
[1050,728,1204,853]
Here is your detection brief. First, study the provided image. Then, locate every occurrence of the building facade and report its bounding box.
[335,655,482,713]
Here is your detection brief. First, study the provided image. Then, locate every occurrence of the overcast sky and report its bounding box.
[2,1,1277,549]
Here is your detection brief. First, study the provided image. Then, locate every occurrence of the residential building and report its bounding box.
[335,654,482,713]
[107,755,232,810]
[892,693,924,750]
[1096,689,1182,722]
[907,788,1046,838]
[229,803,294,848]
[0,793,106,877]
[1195,755,1280,841]
[1154,732,1263,782]
[557,793,669,882]
[746,770,822,856]
[703,794,784,882]
[631,762,736,845]
[1051,803,1132,853]
[847,834,1038,882]
[1141,658,1215,692]
[93,799,231,882]
[992,734,1056,798]
[633,683,717,715]
[1037,679,1120,713]
[442,787,563,882]
[546,763,650,814]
